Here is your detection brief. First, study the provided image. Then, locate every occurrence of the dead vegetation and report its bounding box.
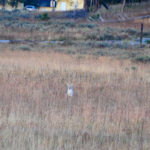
[0,51,150,150]
[0,3,150,149]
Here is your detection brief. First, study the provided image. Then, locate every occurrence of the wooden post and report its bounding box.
[140,23,144,47]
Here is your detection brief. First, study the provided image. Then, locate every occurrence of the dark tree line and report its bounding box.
[85,0,149,11]
[84,0,108,11]
[103,0,148,4]
[0,0,149,9]
[0,0,6,7]
[0,0,38,8]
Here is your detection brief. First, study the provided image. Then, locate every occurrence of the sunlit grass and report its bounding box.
[0,51,150,150]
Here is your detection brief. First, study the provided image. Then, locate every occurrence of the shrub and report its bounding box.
[18,45,31,51]
[91,13,100,20]
[20,14,31,19]
[100,34,121,41]
[36,13,50,20]
[131,66,137,71]
[78,23,96,29]
[85,33,99,40]
[125,28,138,35]
[64,22,75,28]
[134,55,150,63]
[64,49,76,54]
[146,40,150,44]
[89,6,94,12]
[62,39,73,46]
[143,32,150,37]
[100,34,114,40]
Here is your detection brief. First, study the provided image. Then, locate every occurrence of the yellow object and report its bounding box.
[39,0,84,11]
[0,0,84,12]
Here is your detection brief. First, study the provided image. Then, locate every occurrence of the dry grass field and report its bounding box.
[0,50,150,150]
[0,2,150,149]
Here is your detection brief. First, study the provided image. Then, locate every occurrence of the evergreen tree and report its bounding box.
[24,0,38,7]
[0,0,6,7]
[8,0,18,7]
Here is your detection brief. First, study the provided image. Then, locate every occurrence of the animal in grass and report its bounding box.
[67,84,74,97]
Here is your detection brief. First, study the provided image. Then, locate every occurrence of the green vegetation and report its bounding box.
[134,55,150,63]
[18,45,32,51]
[39,13,50,20]
[146,40,150,44]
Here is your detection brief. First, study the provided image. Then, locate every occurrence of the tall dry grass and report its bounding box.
[0,51,150,150]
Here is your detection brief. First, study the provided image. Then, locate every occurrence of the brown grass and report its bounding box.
[0,50,150,150]
[0,4,150,149]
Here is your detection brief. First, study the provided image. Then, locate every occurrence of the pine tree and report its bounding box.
[8,0,18,7]
[0,0,6,8]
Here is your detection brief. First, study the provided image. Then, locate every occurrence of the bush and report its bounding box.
[100,34,121,41]
[143,32,150,37]
[134,55,150,63]
[125,28,138,35]
[36,13,50,20]
[100,34,114,40]
[18,45,31,51]
[20,13,31,19]
[89,6,94,12]
[85,33,99,40]
[146,40,150,44]
[64,22,75,28]
[78,23,96,29]
[90,14,100,20]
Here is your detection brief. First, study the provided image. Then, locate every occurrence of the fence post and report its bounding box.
[140,23,144,47]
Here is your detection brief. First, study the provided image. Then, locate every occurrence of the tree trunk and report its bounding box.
[122,0,126,13]
[2,0,6,9]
